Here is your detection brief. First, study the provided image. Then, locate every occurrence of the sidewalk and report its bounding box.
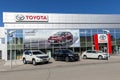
[0,60,23,71]
[0,55,120,72]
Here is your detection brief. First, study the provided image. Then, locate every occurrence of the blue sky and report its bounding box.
[0,0,120,26]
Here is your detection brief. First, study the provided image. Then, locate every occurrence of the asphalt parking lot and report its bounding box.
[0,55,120,72]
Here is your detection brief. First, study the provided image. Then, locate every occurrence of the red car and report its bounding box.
[48,32,73,45]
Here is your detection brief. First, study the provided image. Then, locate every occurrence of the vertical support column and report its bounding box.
[93,34,99,51]
[107,34,112,54]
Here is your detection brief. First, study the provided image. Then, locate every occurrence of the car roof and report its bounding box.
[56,31,71,33]
[24,50,41,52]
[55,49,73,52]
[86,50,103,52]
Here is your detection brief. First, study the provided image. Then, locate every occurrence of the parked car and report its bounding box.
[22,50,50,65]
[53,49,79,62]
[82,50,109,60]
[48,31,73,45]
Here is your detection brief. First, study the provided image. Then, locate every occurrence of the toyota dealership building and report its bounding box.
[1,12,120,60]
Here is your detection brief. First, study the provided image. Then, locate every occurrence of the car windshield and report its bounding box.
[62,50,73,54]
[54,32,64,36]
[97,51,103,53]
[33,51,44,55]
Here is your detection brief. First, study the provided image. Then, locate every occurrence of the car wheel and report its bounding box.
[98,55,103,60]
[54,56,58,61]
[32,59,36,65]
[23,58,27,64]
[83,55,87,59]
[70,39,73,42]
[65,57,69,62]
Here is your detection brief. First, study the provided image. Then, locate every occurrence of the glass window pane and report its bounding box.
[92,29,97,35]
[1,38,5,44]
[98,29,104,34]
[116,33,120,45]
[80,29,86,46]
[115,28,120,32]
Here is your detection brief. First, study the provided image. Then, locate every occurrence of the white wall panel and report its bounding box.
[3,12,120,23]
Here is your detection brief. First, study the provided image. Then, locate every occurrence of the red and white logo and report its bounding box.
[16,14,48,22]
[98,34,108,43]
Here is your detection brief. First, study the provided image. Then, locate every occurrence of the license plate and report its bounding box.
[50,40,54,42]
[43,59,47,61]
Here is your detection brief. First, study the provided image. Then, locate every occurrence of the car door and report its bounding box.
[61,32,66,43]
[86,51,93,58]
[25,51,32,61]
[91,51,98,58]
[58,50,64,60]
[55,50,62,60]
[66,32,72,42]
[24,51,29,61]
[65,32,69,42]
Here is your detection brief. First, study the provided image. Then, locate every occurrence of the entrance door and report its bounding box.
[99,43,107,52]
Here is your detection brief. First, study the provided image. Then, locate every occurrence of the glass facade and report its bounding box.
[7,28,120,60]
[80,28,120,54]
[7,29,23,60]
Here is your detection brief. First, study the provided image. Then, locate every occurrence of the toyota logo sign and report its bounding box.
[16,14,25,21]
[99,35,106,40]
[98,34,108,43]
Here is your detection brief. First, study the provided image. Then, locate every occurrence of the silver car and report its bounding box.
[22,50,50,65]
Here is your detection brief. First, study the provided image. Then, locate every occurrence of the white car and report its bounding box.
[82,50,109,60]
[22,50,50,65]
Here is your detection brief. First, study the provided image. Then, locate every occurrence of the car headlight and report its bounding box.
[103,54,108,56]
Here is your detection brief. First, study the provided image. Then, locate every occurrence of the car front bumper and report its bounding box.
[36,58,50,63]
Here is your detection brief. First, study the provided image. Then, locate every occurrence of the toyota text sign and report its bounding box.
[16,14,48,22]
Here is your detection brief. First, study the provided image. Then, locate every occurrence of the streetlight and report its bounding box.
[8,30,16,69]
[103,29,110,60]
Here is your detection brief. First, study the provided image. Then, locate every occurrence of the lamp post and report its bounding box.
[9,30,16,69]
[103,30,110,60]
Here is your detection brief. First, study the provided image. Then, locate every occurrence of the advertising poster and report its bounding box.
[23,29,80,49]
